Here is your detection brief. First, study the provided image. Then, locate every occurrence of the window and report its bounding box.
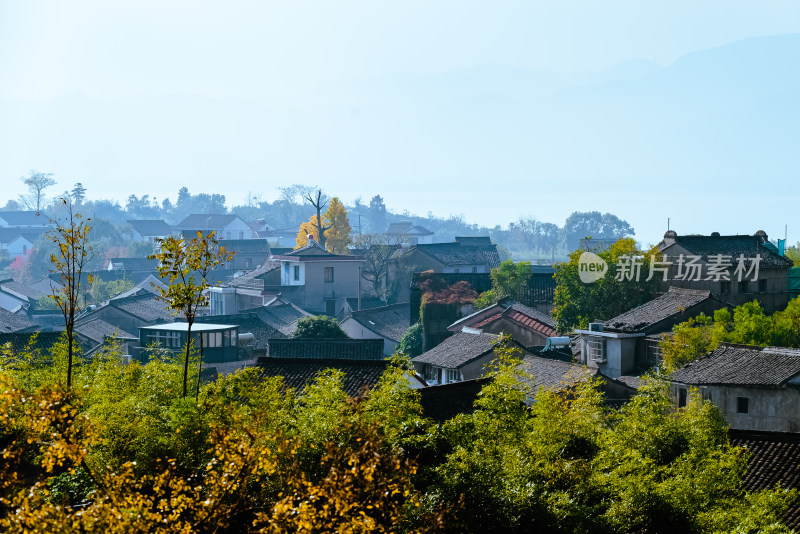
[759,279,767,292]
[293,265,300,281]
[226,231,231,239]
[587,337,605,362]
[737,397,749,414]
[720,281,730,295]
[245,258,252,268]
[739,280,750,294]
[678,388,687,408]
[424,364,436,381]
[446,368,461,383]
[471,266,478,273]
[203,332,222,348]
[239,231,244,239]
[324,266,334,282]
[326,299,337,316]
[453,268,460,274]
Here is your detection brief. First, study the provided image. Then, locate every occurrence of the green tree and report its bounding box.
[475,259,532,308]
[552,238,662,332]
[47,198,93,389]
[20,169,56,212]
[324,197,352,254]
[291,315,348,338]
[398,323,423,357]
[150,231,234,398]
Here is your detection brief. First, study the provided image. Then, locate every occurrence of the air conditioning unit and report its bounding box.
[589,322,604,332]
[120,355,132,365]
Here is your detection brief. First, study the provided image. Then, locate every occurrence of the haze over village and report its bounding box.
[2,1,800,532]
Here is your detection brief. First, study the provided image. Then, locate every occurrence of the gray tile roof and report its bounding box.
[604,287,723,333]
[660,233,793,268]
[176,214,241,229]
[111,294,174,323]
[347,303,410,342]
[0,227,47,245]
[0,211,50,226]
[0,307,37,333]
[127,220,172,236]
[507,302,557,330]
[107,257,160,272]
[0,279,45,301]
[257,304,312,336]
[413,331,499,369]
[255,357,390,396]
[75,318,136,345]
[520,355,593,398]
[412,241,501,268]
[670,343,800,388]
[267,338,385,360]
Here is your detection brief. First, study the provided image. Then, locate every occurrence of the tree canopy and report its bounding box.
[291,315,349,338]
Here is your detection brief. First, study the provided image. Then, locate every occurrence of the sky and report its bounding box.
[2,1,799,245]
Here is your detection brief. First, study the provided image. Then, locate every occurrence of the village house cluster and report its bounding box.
[2,211,800,527]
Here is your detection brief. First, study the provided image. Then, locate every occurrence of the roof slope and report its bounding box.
[127,220,172,236]
[255,357,390,396]
[520,355,593,398]
[0,279,45,301]
[413,331,499,369]
[730,430,800,530]
[0,211,50,226]
[661,233,792,268]
[75,318,136,345]
[413,241,501,268]
[0,307,37,333]
[604,287,722,333]
[176,214,241,228]
[347,303,410,342]
[267,338,385,360]
[670,343,800,388]
[110,294,173,323]
[257,304,311,336]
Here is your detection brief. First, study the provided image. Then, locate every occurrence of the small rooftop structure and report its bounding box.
[255,357,390,396]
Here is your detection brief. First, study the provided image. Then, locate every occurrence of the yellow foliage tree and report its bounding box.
[324,197,351,254]
[295,215,321,249]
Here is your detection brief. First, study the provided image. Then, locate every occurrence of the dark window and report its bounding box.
[737,397,749,414]
[472,266,478,273]
[245,258,252,268]
[720,281,730,294]
[759,279,767,292]
[678,388,687,408]
[326,299,336,316]
[324,267,334,282]
[738,280,749,294]
[293,265,300,281]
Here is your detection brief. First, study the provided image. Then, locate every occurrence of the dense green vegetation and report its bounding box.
[0,336,794,532]
[660,298,800,372]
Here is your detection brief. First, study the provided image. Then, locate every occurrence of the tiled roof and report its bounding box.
[386,222,414,234]
[475,312,503,328]
[413,241,501,268]
[282,241,331,256]
[0,280,45,301]
[257,304,311,336]
[660,233,793,268]
[729,430,800,530]
[413,331,500,369]
[217,238,271,253]
[197,313,285,351]
[519,355,593,398]
[75,318,136,345]
[267,338,385,360]
[111,294,174,323]
[604,287,723,333]
[419,378,490,422]
[0,227,47,245]
[176,214,241,229]
[670,343,800,388]
[127,220,172,236]
[347,304,410,342]
[341,297,387,314]
[255,357,390,396]
[107,257,160,272]
[0,308,37,333]
[0,211,50,226]
[0,332,65,354]
[228,262,280,287]
[454,236,492,246]
[506,302,557,336]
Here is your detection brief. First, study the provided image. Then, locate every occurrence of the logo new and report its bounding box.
[578,252,608,283]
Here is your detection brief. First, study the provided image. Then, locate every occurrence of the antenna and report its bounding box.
[667,218,670,231]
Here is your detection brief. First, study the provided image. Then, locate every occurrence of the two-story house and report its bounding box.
[658,230,792,313]
[175,214,253,240]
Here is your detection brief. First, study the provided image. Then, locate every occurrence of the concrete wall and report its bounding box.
[673,382,800,433]
[301,260,363,315]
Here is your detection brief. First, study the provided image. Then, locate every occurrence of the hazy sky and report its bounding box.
[2,1,799,244]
